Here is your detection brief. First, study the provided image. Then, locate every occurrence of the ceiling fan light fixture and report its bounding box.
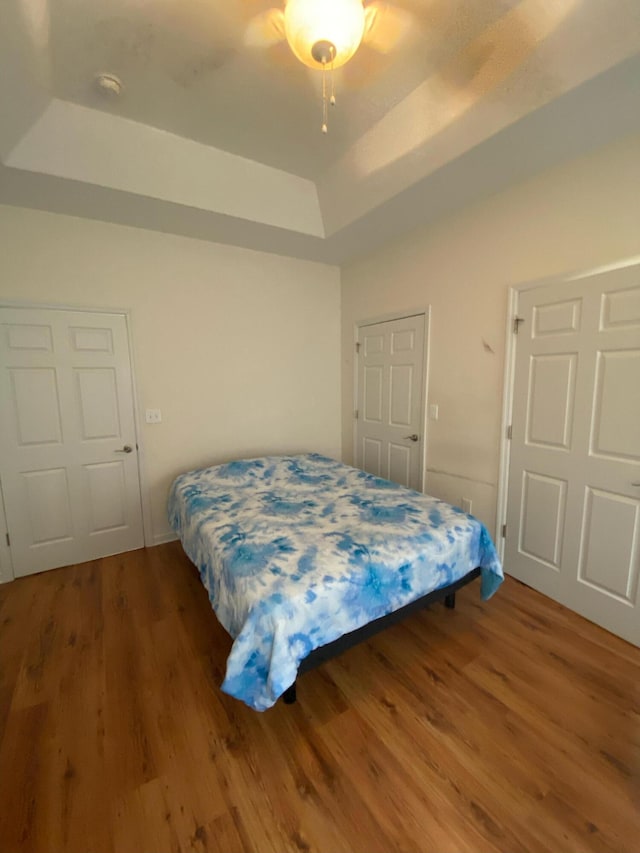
[284,0,365,70]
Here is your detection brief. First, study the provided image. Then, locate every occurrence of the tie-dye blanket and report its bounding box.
[168,453,503,710]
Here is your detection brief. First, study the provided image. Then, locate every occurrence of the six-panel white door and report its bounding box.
[505,267,640,646]
[0,308,144,577]
[356,314,426,490]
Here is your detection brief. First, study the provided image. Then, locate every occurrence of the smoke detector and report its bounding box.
[94,73,123,98]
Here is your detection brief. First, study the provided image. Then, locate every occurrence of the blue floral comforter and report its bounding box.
[168,453,503,711]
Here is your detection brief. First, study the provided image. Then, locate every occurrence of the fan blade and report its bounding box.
[244,9,285,48]
[363,2,413,53]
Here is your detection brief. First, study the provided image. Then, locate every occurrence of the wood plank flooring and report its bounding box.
[0,542,638,853]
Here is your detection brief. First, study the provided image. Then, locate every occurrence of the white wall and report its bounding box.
[341,133,640,533]
[0,205,341,554]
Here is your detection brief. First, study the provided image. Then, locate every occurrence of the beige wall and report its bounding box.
[2,131,639,568]
[342,133,640,533]
[0,206,341,547]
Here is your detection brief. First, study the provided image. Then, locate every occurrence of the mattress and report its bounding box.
[168,453,503,710]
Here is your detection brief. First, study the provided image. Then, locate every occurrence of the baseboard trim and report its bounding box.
[153,531,178,546]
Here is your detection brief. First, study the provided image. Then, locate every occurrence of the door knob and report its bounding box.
[404,434,419,442]
[115,445,133,454]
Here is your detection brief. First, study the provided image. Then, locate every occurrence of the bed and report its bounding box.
[168,453,503,711]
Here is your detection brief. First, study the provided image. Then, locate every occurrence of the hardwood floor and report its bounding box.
[0,543,638,853]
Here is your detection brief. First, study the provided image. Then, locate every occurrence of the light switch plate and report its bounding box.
[461,497,472,514]
[145,408,162,424]
[429,403,439,420]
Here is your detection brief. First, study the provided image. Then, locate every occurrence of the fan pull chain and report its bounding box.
[321,60,328,134]
[317,43,336,134]
[330,54,336,108]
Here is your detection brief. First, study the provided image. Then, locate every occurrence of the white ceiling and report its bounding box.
[47,0,530,179]
[1,0,639,263]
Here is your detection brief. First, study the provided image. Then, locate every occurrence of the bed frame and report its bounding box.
[281,566,481,704]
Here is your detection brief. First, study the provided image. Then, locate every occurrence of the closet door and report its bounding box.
[0,307,144,577]
[505,267,640,645]
[356,314,426,491]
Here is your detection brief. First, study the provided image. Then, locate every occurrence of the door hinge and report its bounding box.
[506,424,512,440]
[5,532,9,547]
[355,341,361,353]
[354,409,359,420]
[513,316,524,334]
[502,524,507,538]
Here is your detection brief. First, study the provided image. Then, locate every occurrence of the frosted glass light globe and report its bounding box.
[284,0,366,69]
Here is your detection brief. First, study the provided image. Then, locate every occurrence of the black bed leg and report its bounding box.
[444,592,456,609]
[282,682,297,704]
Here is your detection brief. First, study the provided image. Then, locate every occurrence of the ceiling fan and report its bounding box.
[244,0,413,132]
